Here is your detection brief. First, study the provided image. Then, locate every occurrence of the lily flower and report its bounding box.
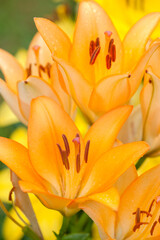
[79,163,160,240]
[0,29,75,124]
[118,69,160,158]
[0,97,149,216]
[34,0,160,122]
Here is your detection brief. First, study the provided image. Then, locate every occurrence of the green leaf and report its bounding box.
[22,226,41,240]
[62,233,90,240]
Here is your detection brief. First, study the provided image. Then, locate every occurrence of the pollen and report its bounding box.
[89,37,101,65]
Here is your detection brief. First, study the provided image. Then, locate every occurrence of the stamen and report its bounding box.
[9,187,15,201]
[106,54,112,69]
[26,64,32,77]
[150,221,157,235]
[45,63,52,78]
[84,140,90,163]
[76,153,81,173]
[110,44,116,62]
[158,216,160,223]
[108,39,114,53]
[57,144,70,170]
[90,46,101,65]
[89,40,95,57]
[136,208,141,224]
[148,199,155,214]
[95,37,100,47]
[133,222,149,232]
[62,134,70,157]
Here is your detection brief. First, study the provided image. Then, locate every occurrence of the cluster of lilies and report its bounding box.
[1,0,160,239]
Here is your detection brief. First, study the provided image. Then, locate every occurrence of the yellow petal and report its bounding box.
[34,17,71,61]
[123,12,160,72]
[0,168,12,202]
[17,76,62,120]
[70,0,122,84]
[0,49,25,93]
[89,74,130,113]
[80,141,149,196]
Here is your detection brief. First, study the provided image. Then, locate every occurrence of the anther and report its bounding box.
[84,140,90,163]
[110,44,116,62]
[108,39,114,53]
[45,63,52,78]
[90,46,101,65]
[150,221,157,235]
[148,199,155,214]
[89,40,95,57]
[149,79,152,84]
[57,144,70,170]
[133,222,149,232]
[26,64,32,77]
[128,74,131,78]
[95,37,100,47]
[9,187,15,201]
[62,134,70,157]
[106,54,112,69]
[136,208,141,224]
[76,153,81,173]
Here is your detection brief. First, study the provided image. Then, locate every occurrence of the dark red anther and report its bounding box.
[89,40,95,57]
[111,44,116,62]
[133,222,149,232]
[26,64,32,77]
[108,39,114,54]
[62,134,70,157]
[76,153,81,173]
[90,46,101,65]
[57,144,70,170]
[84,140,90,163]
[150,221,157,235]
[45,62,52,78]
[95,37,100,47]
[148,199,155,214]
[106,54,112,69]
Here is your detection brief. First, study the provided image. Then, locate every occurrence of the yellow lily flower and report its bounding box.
[79,164,160,240]
[34,0,160,122]
[0,30,75,125]
[0,96,149,217]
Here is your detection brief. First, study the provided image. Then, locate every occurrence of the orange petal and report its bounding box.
[19,181,71,213]
[117,164,160,239]
[26,32,53,82]
[89,74,130,113]
[84,105,133,167]
[28,96,82,195]
[140,71,160,144]
[123,12,160,72]
[0,79,27,125]
[17,76,62,120]
[79,141,149,197]
[0,49,25,93]
[129,42,160,96]
[52,56,96,122]
[114,165,138,196]
[0,137,40,184]
[118,105,142,144]
[70,1,122,85]
[34,18,71,61]
[78,197,116,240]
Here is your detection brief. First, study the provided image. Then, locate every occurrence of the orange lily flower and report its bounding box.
[34,0,160,122]
[79,164,160,240]
[0,97,149,216]
[0,31,75,124]
[118,68,160,158]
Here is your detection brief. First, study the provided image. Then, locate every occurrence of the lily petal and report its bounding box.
[123,12,160,72]
[28,97,81,195]
[0,137,40,184]
[34,18,71,61]
[0,79,27,124]
[89,74,130,113]
[19,181,71,212]
[18,76,62,120]
[84,105,133,166]
[79,141,149,196]
[0,49,25,93]
[70,0,122,84]
[117,164,160,240]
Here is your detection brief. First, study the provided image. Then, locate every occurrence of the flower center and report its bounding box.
[89,31,116,69]
[132,196,160,237]
[57,133,90,173]
[26,45,52,79]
